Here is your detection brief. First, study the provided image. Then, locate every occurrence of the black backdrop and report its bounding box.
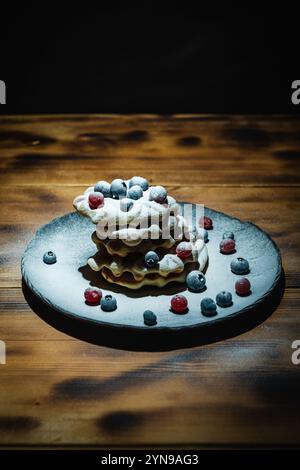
[1,4,299,114]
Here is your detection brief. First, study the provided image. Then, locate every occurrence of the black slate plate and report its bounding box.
[21,205,284,350]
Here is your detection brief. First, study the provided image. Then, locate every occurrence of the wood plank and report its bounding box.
[0,186,298,287]
[0,115,299,186]
[0,288,299,445]
[0,115,299,447]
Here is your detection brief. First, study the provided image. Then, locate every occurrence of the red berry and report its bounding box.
[220,238,236,254]
[171,294,188,313]
[88,192,104,209]
[199,216,213,230]
[84,287,102,305]
[176,241,192,259]
[235,278,251,296]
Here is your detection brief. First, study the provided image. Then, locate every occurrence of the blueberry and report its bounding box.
[193,226,208,243]
[120,198,134,212]
[231,257,250,275]
[143,310,157,326]
[186,270,206,292]
[202,229,209,243]
[149,186,167,203]
[101,294,117,311]
[201,298,217,317]
[94,180,111,198]
[129,176,149,191]
[111,179,127,199]
[127,184,143,200]
[144,251,159,268]
[223,231,235,240]
[43,251,57,264]
[216,291,233,307]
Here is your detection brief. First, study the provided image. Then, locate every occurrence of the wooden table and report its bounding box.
[0,114,299,448]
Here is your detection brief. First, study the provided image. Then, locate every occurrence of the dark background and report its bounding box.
[1,4,299,114]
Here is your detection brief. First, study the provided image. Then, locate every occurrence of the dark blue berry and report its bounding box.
[43,251,57,264]
[127,185,143,200]
[143,310,157,326]
[186,270,206,292]
[231,257,250,275]
[216,291,233,307]
[194,227,209,243]
[94,180,111,198]
[129,176,149,191]
[201,298,217,317]
[111,179,127,199]
[120,198,134,212]
[144,251,159,268]
[223,231,235,240]
[149,186,167,203]
[101,294,117,311]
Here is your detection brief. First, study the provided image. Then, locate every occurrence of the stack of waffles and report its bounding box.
[73,178,208,289]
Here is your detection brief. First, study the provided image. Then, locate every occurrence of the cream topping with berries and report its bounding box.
[74,177,209,289]
[73,181,185,245]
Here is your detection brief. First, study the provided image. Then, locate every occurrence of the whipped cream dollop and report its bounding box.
[73,181,189,245]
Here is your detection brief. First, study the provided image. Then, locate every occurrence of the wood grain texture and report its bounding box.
[0,114,300,186]
[0,114,299,447]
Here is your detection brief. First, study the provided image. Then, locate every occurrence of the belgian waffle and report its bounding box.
[87,238,208,289]
[100,263,199,289]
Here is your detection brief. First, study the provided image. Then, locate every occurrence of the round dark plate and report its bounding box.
[21,205,283,350]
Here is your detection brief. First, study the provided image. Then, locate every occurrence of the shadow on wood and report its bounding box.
[22,271,285,352]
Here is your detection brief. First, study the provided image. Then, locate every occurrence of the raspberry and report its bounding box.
[199,216,213,230]
[220,238,236,254]
[88,192,104,209]
[84,287,102,305]
[171,294,188,313]
[176,241,192,259]
[235,278,251,296]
